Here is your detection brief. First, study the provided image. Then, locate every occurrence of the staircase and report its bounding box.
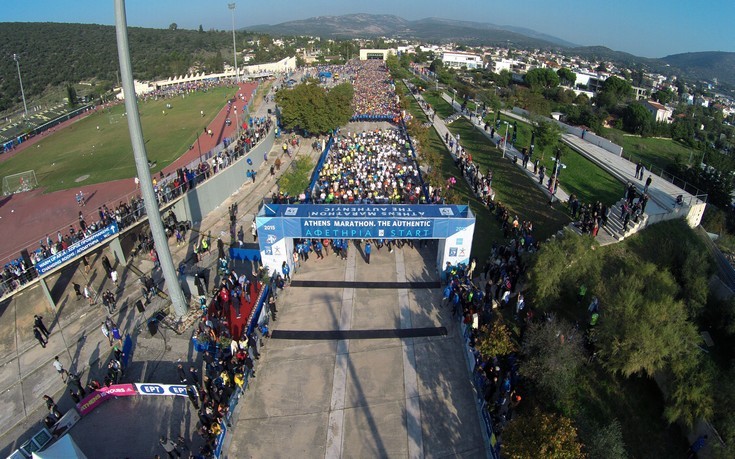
[567,198,648,245]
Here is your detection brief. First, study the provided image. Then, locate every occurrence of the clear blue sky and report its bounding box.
[2,0,733,58]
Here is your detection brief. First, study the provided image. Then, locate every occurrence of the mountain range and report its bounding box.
[248,14,735,87]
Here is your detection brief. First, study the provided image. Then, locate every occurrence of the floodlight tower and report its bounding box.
[12,54,28,118]
[229,3,239,83]
[114,0,189,318]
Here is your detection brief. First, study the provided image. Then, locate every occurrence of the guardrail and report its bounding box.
[0,120,273,300]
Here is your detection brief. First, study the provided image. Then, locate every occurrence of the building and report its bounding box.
[488,58,514,73]
[632,86,649,101]
[642,100,673,123]
[359,48,396,61]
[573,71,608,93]
[441,51,483,70]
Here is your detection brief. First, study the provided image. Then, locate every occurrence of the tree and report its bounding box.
[653,88,675,104]
[65,84,77,108]
[557,68,577,87]
[520,318,585,410]
[524,68,560,91]
[578,419,627,459]
[502,408,585,459]
[664,355,715,427]
[475,316,516,359]
[595,76,633,109]
[496,69,512,88]
[198,24,204,33]
[595,260,699,377]
[622,103,654,136]
[527,230,599,310]
[428,58,443,73]
[276,81,353,135]
[168,23,178,31]
[573,93,590,105]
[533,117,563,160]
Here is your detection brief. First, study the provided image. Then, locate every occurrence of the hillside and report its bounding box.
[0,22,250,113]
[248,13,572,48]
[662,51,735,86]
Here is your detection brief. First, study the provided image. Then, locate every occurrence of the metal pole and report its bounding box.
[503,122,509,158]
[234,106,239,136]
[13,54,28,118]
[229,3,239,83]
[197,133,203,164]
[114,0,188,319]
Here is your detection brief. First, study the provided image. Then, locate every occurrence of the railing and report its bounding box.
[460,320,500,459]
[619,150,708,203]
[0,119,273,299]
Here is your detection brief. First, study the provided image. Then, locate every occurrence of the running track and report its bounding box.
[0,82,259,265]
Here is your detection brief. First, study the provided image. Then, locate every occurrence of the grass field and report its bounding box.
[445,118,571,240]
[485,113,623,206]
[0,86,236,192]
[603,127,695,173]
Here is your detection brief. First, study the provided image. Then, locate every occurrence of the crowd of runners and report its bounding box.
[312,128,426,204]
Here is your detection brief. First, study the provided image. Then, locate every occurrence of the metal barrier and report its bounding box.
[620,150,708,202]
[0,119,273,300]
[459,320,501,459]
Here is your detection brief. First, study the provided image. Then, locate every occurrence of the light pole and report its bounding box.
[228,3,239,84]
[234,105,240,136]
[196,130,203,164]
[12,54,28,118]
[502,121,510,158]
[114,0,189,319]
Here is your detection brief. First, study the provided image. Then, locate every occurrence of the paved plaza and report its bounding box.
[228,241,486,458]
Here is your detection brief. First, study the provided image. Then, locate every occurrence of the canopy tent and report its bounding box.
[32,435,88,459]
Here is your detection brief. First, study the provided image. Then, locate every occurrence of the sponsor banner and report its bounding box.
[76,383,136,416]
[263,204,468,219]
[36,222,119,275]
[134,382,189,397]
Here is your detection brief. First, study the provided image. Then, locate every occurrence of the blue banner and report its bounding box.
[263,204,468,219]
[36,222,119,275]
[257,205,472,240]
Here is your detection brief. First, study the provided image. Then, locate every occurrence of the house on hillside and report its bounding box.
[642,100,673,124]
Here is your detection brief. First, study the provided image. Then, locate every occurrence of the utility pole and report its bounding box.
[229,3,239,83]
[13,54,28,118]
[114,0,189,318]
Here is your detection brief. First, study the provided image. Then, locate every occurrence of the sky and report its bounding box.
[1,0,733,58]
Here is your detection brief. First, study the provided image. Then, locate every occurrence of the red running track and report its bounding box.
[0,82,259,264]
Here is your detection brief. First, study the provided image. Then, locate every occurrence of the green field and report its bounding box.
[0,86,237,192]
[486,113,623,206]
[445,118,571,240]
[603,127,695,173]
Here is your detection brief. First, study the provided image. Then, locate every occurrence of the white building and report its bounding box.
[359,48,396,61]
[441,51,483,70]
[573,71,608,92]
[643,100,673,123]
[489,58,514,73]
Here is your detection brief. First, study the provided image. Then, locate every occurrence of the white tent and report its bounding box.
[32,435,88,459]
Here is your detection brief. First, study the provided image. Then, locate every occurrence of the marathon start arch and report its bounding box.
[256,204,476,275]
